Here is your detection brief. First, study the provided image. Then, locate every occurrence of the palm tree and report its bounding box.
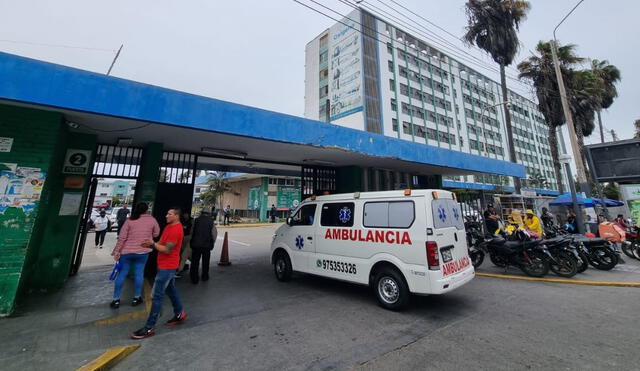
[566,69,600,170]
[199,172,232,214]
[464,0,530,194]
[517,41,583,193]
[590,60,621,143]
[635,119,640,139]
[527,171,548,189]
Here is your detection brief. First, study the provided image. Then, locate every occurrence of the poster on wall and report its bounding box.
[0,137,13,152]
[0,163,46,214]
[628,200,640,224]
[328,14,363,121]
[277,187,301,209]
[247,187,261,210]
[59,192,83,216]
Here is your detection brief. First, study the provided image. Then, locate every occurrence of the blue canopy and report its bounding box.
[594,198,625,207]
[549,193,595,207]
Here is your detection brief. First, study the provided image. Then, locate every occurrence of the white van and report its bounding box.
[270,189,474,310]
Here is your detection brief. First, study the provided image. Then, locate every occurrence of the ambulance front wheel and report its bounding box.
[373,267,409,310]
[274,251,293,282]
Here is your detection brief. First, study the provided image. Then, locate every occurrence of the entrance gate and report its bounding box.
[69,144,144,275]
[152,151,197,229]
[301,166,336,198]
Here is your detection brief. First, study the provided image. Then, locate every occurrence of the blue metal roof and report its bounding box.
[0,52,525,178]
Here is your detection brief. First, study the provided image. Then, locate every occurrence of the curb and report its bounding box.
[77,344,140,371]
[92,280,152,326]
[475,272,640,287]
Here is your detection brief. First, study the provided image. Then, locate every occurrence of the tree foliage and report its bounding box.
[464,0,530,193]
[199,172,232,210]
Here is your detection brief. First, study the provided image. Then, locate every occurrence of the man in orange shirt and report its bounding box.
[131,208,187,339]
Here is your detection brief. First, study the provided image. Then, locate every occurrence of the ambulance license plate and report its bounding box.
[441,247,453,263]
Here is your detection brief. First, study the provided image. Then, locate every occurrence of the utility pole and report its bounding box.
[610,129,619,141]
[552,0,587,188]
[106,44,123,76]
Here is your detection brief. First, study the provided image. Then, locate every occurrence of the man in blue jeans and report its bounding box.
[131,208,187,339]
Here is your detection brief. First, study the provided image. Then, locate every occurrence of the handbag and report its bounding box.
[109,260,122,281]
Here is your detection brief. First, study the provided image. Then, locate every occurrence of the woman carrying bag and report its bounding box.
[110,202,160,308]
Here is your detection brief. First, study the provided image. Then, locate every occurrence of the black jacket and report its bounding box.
[190,214,217,250]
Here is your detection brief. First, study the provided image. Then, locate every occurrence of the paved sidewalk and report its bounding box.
[475,252,640,284]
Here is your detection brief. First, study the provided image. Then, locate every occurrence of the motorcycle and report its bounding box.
[570,235,619,270]
[621,226,640,260]
[465,217,486,268]
[478,229,551,277]
[541,236,581,277]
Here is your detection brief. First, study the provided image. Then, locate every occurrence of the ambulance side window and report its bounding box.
[291,204,317,226]
[320,202,355,227]
[363,201,414,228]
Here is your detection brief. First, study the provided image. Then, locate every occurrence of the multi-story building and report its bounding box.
[93,178,135,207]
[304,8,562,194]
[193,173,301,222]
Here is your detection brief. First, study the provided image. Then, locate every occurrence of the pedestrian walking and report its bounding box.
[93,210,109,248]
[131,208,186,339]
[110,203,159,309]
[177,212,193,276]
[189,209,218,284]
[116,204,131,236]
[223,205,231,225]
[270,204,277,223]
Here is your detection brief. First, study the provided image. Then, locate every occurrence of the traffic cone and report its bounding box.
[218,231,231,266]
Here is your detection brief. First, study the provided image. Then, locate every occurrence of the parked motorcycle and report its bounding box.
[621,226,640,260]
[571,235,619,270]
[478,230,551,277]
[541,236,581,277]
[465,217,486,268]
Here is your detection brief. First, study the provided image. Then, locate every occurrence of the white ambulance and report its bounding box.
[270,189,474,310]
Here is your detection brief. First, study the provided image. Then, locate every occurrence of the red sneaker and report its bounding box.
[130,327,155,339]
[164,311,187,326]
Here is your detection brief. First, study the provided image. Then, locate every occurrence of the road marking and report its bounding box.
[217,236,250,246]
[76,344,140,371]
[475,272,640,288]
[92,280,152,326]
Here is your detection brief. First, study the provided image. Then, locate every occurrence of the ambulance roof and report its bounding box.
[303,189,453,203]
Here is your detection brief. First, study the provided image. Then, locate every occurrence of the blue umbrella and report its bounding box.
[549,193,595,207]
[594,198,624,207]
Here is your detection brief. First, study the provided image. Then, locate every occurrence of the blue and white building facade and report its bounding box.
[304,8,562,195]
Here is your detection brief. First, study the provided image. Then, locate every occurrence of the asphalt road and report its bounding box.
[115,225,640,371]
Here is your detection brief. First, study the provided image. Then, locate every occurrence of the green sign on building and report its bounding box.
[277,186,301,209]
[247,186,260,210]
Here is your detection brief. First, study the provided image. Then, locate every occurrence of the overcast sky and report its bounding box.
[1,0,637,142]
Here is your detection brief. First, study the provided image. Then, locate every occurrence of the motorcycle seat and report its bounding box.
[573,236,609,246]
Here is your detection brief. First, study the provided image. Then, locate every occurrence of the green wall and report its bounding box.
[26,133,96,291]
[0,104,97,315]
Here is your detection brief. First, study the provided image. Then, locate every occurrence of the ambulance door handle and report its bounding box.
[307,236,313,240]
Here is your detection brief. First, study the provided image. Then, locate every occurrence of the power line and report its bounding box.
[298,0,533,97]
[344,0,535,96]
[0,39,116,53]
[372,0,525,77]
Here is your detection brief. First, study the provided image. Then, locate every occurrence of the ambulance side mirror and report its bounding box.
[286,217,293,226]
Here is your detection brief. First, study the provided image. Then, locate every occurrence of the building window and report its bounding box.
[363,201,415,228]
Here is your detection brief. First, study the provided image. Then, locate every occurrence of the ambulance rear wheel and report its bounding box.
[373,267,409,310]
[274,251,292,282]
